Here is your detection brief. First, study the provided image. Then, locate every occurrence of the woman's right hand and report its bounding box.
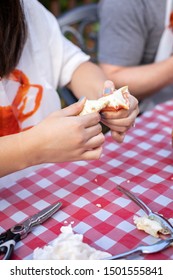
[22,98,105,166]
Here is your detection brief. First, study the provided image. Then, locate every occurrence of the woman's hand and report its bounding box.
[100,80,139,143]
[23,98,105,166]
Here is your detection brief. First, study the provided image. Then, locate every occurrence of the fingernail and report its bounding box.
[100,112,105,118]
[104,88,112,95]
[78,96,85,102]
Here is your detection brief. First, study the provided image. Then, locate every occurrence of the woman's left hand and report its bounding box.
[100,80,139,143]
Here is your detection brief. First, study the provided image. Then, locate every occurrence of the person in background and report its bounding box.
[98,0,173,113]
[0,0,138,180]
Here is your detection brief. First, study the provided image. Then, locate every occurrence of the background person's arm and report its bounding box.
[100,56,173,100]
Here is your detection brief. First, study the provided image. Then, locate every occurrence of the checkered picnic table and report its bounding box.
[0,100,173,260]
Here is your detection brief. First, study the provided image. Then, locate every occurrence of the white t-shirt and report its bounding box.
[0,0,89,187]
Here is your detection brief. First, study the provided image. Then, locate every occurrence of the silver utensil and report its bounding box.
[0,201,62,260]
[106,236,173,260]
[104,185,173,260]
[116,185,173,235]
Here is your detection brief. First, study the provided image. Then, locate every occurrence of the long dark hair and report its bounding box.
[0,0,27,78]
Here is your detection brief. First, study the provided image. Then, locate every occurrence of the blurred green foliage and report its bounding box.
[39,0,98,14]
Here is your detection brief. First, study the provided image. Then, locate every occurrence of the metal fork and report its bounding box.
[106,185,173,259]
[116,185,173,235]
[106,236,173,260]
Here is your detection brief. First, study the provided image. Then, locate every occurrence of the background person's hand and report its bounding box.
[24,98,105,166]
[100,80,139,142]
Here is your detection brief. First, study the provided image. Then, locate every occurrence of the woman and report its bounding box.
[0,0,138,180]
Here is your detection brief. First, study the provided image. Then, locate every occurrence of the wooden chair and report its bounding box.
[57,3,99,105]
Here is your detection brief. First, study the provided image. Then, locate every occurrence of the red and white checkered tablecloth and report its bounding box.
[0,100,173,260]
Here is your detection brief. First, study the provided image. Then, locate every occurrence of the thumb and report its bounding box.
[61,97,86,116]
[102,80,115,96]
